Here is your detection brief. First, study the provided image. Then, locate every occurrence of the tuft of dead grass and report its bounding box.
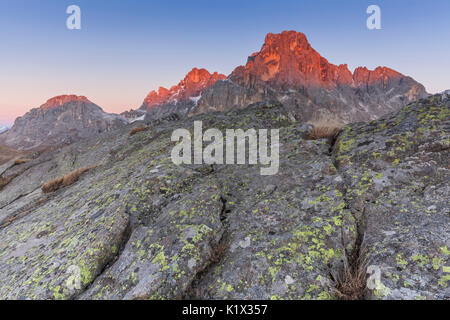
[130,126,149,136]
[0,175,16,191]
[305,118,343,141]
[13,158,32,166]
[306,126,341,140]
[41,164,96,194]
[333,246,369,300]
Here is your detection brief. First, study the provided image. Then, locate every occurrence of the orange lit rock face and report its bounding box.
[353,66,403,86]
[230,31,402,89]
[142,68,226,109]
[40,95,91,110]
[195,31,427,123]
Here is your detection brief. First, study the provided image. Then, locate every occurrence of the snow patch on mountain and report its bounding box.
[0,125,10,134]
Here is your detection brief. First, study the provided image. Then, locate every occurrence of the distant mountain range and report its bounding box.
[195,31,427,123]
[142,31,427,123]
[0,30,429,152]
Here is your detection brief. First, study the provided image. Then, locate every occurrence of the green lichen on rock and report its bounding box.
[0,95,449,300]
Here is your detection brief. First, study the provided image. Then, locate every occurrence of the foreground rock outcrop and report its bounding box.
[0,93,448,300]
[0,95,128,151]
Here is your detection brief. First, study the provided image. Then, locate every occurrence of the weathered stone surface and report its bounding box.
[333,94,449,299]
[0,94,448,300]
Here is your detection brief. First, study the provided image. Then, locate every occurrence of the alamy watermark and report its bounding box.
[366,265,382,290]
[171,121,280,176]
[65,5,381,31]
[65,265,81,291]
[66,5,81,30]
[367,5,381,30]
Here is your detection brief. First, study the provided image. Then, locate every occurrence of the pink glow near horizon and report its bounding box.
[0,72,445,126]
[0,79,176,125]
[0,95,142,125]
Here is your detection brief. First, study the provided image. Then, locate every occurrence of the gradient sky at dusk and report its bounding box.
[1,0,449,125]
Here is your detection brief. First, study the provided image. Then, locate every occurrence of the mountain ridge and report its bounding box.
[193,30,428,123]
[1,31,429,151]
[229,31,405,89]
[139,68,226,119]
[141,68,226,109]
[0,95,128,151]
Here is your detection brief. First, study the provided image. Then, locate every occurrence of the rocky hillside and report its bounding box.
[140,68,226,119]
[0,95,128,151]
[0,93,448,300]
[194,31,428,123]
[0,144,23,166]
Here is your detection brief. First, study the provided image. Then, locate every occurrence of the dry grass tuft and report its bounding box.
[41,165,96,194]
[305,118,343,141]
[0,175,16,191]
[13,158,32,166]
[333,247,369,300]
[306,126,341,140]
[208,238,229,265]
[130,126,149,136]
[41,177,64,194]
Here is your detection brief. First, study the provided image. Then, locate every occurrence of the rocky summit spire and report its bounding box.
[142,68,226,110]
[230,30,404,89]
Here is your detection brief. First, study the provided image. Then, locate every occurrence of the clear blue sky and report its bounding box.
[1,0,449,125]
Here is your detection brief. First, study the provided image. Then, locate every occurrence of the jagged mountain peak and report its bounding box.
[195,30,428,123]
[230,30,345,87]
[230,30,409,89]
[142,68,226,110]
[138,31,427,124]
